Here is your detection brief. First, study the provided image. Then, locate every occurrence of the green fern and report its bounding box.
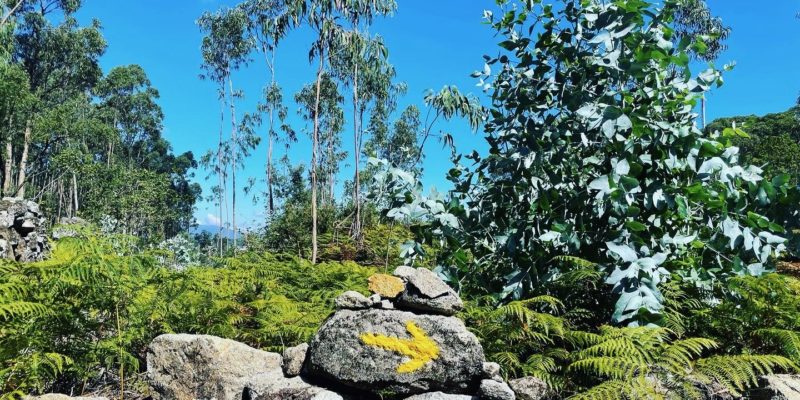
[754,328,800,362]
[567,326,797,399]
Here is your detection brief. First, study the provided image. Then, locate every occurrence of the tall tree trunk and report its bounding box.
[218,92,225,256]
[352,62,362,241]
[311,49,325,264]
[16,120,30,198]
[72,173,79,216]
[701,95,707,129]
[4,137,13,196]
[266,48,276,216]
[267,135,275,214]
[228,76,238,251]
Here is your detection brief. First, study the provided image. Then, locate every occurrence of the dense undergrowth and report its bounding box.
[0,231,374,399]
[462,259,800,398]
[2,231,799,399]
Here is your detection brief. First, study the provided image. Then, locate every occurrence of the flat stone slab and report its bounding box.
[368,274,406,298]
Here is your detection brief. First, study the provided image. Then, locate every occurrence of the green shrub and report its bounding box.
[0,233,374,398]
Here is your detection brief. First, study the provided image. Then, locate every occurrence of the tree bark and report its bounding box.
[266,47,276,216]
[218,92,225,256]
[4,135,13,196]
[352,61,362,241]
[16,120,31,198]
[72,172,78,216]
[311,49,325,264]
[228,76,239,251]
[0,0,25,27]
[701,95,707,129]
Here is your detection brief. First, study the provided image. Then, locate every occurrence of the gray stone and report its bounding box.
[282,343,309,377]
[25,395,107,400]
[0,212,13,228]
[380,299,395,309]
[393,265,417,280]
[147,334,282,400]
[244,374,345,400]
[306,308,485,396]
[397,268,463,316]
[479,380,515,400]
[0,198,47,262]
[403,392,476,400]
[369,294,381,305]
[482,362,503,382]
[335,291,373,310]
[748,374,800,400]
[508,377,549,400]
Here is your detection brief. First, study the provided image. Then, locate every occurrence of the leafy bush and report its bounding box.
[0,233,374,398]
[380,0,790,328]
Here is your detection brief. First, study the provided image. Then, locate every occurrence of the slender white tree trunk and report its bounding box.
[311,50,325,264]
[228,76,238,251]
[4,136,13,196]
[16,120,30,198]
[352,61,362,241]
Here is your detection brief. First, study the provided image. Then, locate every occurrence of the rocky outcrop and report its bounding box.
[143,266,531,400]
[0,197,48,262]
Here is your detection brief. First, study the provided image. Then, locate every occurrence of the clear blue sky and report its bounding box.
[74,1,800,230]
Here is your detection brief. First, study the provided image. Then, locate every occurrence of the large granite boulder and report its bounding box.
[306,308,484,396]
[147,334,282,400]
[0,197,48,261]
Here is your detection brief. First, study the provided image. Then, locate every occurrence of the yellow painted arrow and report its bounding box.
[360,321,440,373]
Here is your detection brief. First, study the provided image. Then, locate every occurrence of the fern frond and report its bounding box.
[0,301,51,320]
[695,354,796,395]
[568,356,647,380]
[754,328,800,362]
[568,379,633,400]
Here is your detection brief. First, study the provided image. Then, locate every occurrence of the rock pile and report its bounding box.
[0,197,48,262]
[144,266,538,399]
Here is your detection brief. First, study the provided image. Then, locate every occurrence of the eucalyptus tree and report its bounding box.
[11,3,104,199]
[295,73,344,206]
[303,0,342,263]
[94,65,163,167]
[199,7,253,250]
[673,0,730,127]
[240,0,301,216]
[382,0,789,326]
[330,0,395,242]
[364,105,423,173]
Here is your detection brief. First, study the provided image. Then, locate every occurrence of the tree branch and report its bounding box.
[0,0,25,27]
